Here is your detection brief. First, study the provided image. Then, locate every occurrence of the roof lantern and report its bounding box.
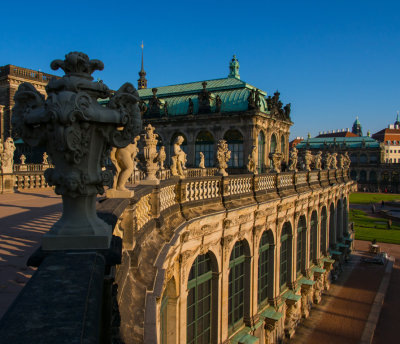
[228,54,240,79]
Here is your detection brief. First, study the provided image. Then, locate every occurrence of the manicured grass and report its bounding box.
[350,208,400,244]
[349,192,400,205]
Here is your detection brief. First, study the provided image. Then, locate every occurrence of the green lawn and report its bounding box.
[350,208,400,244]
[349,192,400,204]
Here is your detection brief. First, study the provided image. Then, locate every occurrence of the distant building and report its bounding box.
[316,129,357,138]
[289,136,304,149]
[351,116,362,136]
[372,116,400,163]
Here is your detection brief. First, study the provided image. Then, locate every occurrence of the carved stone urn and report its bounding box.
[138,124,160,184]
[12,52,142,250]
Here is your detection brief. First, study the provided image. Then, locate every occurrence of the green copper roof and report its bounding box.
[296,136,380,149]
[138,77,268,116]
[353,116,361,125]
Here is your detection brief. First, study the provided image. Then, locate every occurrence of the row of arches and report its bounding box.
[160,129,286,170]
[351,169,400,183]
[160,198,349,343]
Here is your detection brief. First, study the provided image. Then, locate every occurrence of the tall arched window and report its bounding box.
[187,253,215,344]
[336,200,343,241]
[228,240,249,332]
[350,154,358,164]
[359,170,367,182]
[343,197,348,237]
[296,216,307,276]
[224,130,244,168]
[269,134,277,168]
[370,171,377,182]
[195,131,214,167]
[258,131,265,173]
[160,278,177,344]
[329,203,335,249]
[360,154,367,164]
[280,222,292,290]
[258,230,274,306]
[350,170,357,180]
[320,207,327,255]
[310,211,318,263]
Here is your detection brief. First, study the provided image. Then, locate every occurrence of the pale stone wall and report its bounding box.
[111,170,355,344]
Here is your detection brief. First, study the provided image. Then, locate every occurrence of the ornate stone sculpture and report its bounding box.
[216,139,231,176]
[148,88,161,116]
[188,98,194,115]
[20,154,26,165]
[330,153,338,169]
[198,152,205,169]
[266,91,291,121]
[158,146,166,170]
[138,124,160,184]
[42,152,49,165]
[323,152,332,170]
[170,135,187,178]
[313,151,322,170]
[107,135,140,197]
[269,152,282,173]
[337,153,344,169]
[198,81,212,114]
[12,51,141,250]
[215,95,222,113]
[288,147,298,171]
[303,150,312,171]
[1,137,16,174]
[343,152,351,169]
[247,145,258,174]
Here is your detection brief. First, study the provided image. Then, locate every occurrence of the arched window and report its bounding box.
[310,211,318,263]
[269,134,277,168]
[187,253,215,344]
[360,154,367,164]
[228,241,249,332]
[195,131,214,167]
[370,154,378,163]
[296,216,307,276]
[350,154,357,163]
[329,203,335,249]
[350,170,357,180]
[258,230,274,306]
[320,207,327,255]
[369,171,377,182]
[280,222,292,290]
[224,130,244,168]
[359,170,367,182]
[258,131,265,173]
[343,198,348,237]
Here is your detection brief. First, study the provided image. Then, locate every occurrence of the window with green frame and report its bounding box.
[280,223,291,290]
[296,217,306,276]
[258,231,270,305]
[187,254,213,344]
[195,131,214,167]
[228,241,246,331]
[224,129,244,168]
[320,207,327,254]
[310,212,318,263]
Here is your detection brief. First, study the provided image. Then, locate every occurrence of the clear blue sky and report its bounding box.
[2,0,399,139]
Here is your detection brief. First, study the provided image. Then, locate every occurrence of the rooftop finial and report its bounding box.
[138,41,147,89]
[395,111,400,126]
[228,54,240,79]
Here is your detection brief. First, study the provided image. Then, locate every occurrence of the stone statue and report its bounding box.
[12,51,141,250]
[216,139,231,176]
[337,153,344,169]
[138,124,160,184]
[215,95,222,113]
[266,91,291,121]
[188,98,194,115]
[343,152,351,169]
[108,135,140,196]
[20,154,26,165]
[331,153,338,169]
[269,152,282,173]
[1,137,16,174]
[148,88,161,116]
[198,81,212,114]
[42,152,49,165]
[247,89,256,110]
[288,147,298,171]
[158,146,166,170]
[323,152,332,170]
[247,145,258,174]
[303,150,312,171]
[170,135,187,178]
[313,151,322,170]
[199,152,205,169]
[163,101,168,117]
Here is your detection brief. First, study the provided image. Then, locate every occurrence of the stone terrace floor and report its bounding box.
[0,190,399,344]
